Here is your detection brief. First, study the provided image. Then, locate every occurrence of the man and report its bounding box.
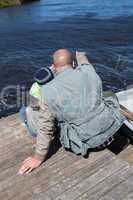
[19,67,54,138]
[18,49,133,175]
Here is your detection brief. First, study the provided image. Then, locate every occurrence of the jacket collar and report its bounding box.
[56,66,73,76]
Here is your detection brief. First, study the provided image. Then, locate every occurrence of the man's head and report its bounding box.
[53,49,73,73]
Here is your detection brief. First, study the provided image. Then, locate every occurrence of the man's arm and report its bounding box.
[34,101,55,161]
[18,102,55,175]
[76,51,95,71]
[76,51,90,65]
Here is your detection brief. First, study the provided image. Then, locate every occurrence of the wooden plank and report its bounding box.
[0,114,133,200]
[31,151,115,200]
[0,150,79,199]
[4,151,114,200]
[54,159,129,200]
[0,136,34,160]
[78,166,133,200]
[118,145,133,165]
[99,172,133,200]
[126,191,133,200]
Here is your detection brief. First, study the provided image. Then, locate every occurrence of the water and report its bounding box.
[0,0,133,116]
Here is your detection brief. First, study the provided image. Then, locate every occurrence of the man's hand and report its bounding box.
[76,51,89,65]
[76,51,86,58]
[18,156,42,175]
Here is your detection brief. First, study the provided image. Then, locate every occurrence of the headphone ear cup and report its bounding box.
[34,67,54,85]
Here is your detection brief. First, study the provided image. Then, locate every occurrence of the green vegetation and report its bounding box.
[0,0,38,8]
[0,0,20,8]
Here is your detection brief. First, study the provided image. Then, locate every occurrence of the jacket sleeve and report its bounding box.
[76,53,96,72]
[76,53,89,66]
[34,101,55,161]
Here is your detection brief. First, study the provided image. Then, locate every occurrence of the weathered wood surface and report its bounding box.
[118,145,133,164]
[0,114,133,200]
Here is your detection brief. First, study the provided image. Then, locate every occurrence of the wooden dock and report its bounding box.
[0,114,133,200]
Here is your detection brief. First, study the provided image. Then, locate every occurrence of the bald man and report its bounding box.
[18,49,133,175]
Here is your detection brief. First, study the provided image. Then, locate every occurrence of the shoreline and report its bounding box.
[0,0,20,8]
[0,0,38,8]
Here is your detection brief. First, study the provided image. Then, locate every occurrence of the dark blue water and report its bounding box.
[0,0,133,115]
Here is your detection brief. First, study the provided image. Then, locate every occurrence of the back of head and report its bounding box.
[53,49,72,71]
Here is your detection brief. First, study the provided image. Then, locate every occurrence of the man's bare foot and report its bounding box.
[126,112,133,121]
[120,105,133,121]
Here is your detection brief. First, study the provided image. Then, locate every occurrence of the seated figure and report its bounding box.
[19,66,54,137]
